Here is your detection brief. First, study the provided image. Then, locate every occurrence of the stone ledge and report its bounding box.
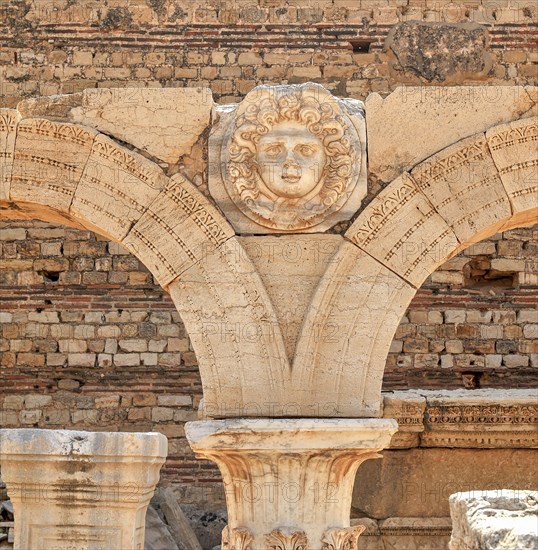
[382,389,538,449]
[351,517,452,550]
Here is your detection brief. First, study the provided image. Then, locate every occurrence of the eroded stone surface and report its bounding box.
[17,93,83,121]
[345,173,459,288]
[0,428,167,550]
[382,390,425,449]
[449,490,538,550]
[366,86,536,183]
[379,517,452,550]
[71,88,213,164]
[411,133,512,247]
[186,418,396,550]
[385,22,492,83]
[209,83,367,233]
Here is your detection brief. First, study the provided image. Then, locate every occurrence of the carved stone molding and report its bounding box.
[382,389,538,449]
[186,419,396,550]
[209,83,367,233]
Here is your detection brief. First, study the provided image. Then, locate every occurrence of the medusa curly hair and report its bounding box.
[226,84,355,210]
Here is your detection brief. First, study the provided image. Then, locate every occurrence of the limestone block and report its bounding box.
[385,22,492,83]
[17,93,83,121]
[71,134,168,241]
[11,118,97,211]
[366,86,537,183]
[186,418,396,550]
[238,234,343,361]
[168,237,289,418]
[449,490,538,550]
[345,173,459,288]
[353,447,538,519]
[209,83,367,233]
[0,109,21,201]
[293,241,416,417]
[70,88,213,164]
[123,173,234,287]
[0,428,167,550]
[144,505,179,550]
[411,133,512,246]
[486,117,538,225]
[382,390,425,449]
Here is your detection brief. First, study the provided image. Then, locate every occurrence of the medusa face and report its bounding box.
[256,122,327,200]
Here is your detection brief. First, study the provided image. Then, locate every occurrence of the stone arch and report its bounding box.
[293,116,538,417]
[0,110,290,417]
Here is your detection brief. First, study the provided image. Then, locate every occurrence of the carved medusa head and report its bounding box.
[222,83,360,231]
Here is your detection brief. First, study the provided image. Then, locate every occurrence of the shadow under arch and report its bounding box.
[0,110,289,417]
[293,116,538,417]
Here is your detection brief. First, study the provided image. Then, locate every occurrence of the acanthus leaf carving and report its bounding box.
[266,528,308,550]
[222,526,254,550]
[321,526,365,550]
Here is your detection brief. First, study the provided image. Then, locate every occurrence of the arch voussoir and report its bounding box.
[168,236,290,418]
[70,133,169,243]
[486,116,538,229]
[293,241,415,417]
[410,131,513,248]
[0,109,21,201]
[345,173,459,288]
[122,173,235,288]
[303,118,538,418]
[10,118,98,214]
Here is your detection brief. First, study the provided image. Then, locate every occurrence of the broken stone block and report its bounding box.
[449,490,538,550]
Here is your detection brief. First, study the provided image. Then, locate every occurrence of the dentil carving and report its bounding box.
[216,83,364,232]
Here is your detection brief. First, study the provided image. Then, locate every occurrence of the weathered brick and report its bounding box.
[238,52,263,65]
[119,339,147,352]
[24,394,52,408]
[114,353,140,366]
[133,394,157,407]
[68,353,96,367]
[151,407,174,422]
[95,395,120,408]
[157,395,192,407]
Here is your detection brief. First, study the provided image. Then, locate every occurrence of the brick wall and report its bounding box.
[0,0,537,500]
[386,227,538,390]
[1,219,536,484]
[1,0,537,106]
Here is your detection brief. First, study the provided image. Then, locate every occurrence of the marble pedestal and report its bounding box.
[0,429,167,550]
[186,418,397,550]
